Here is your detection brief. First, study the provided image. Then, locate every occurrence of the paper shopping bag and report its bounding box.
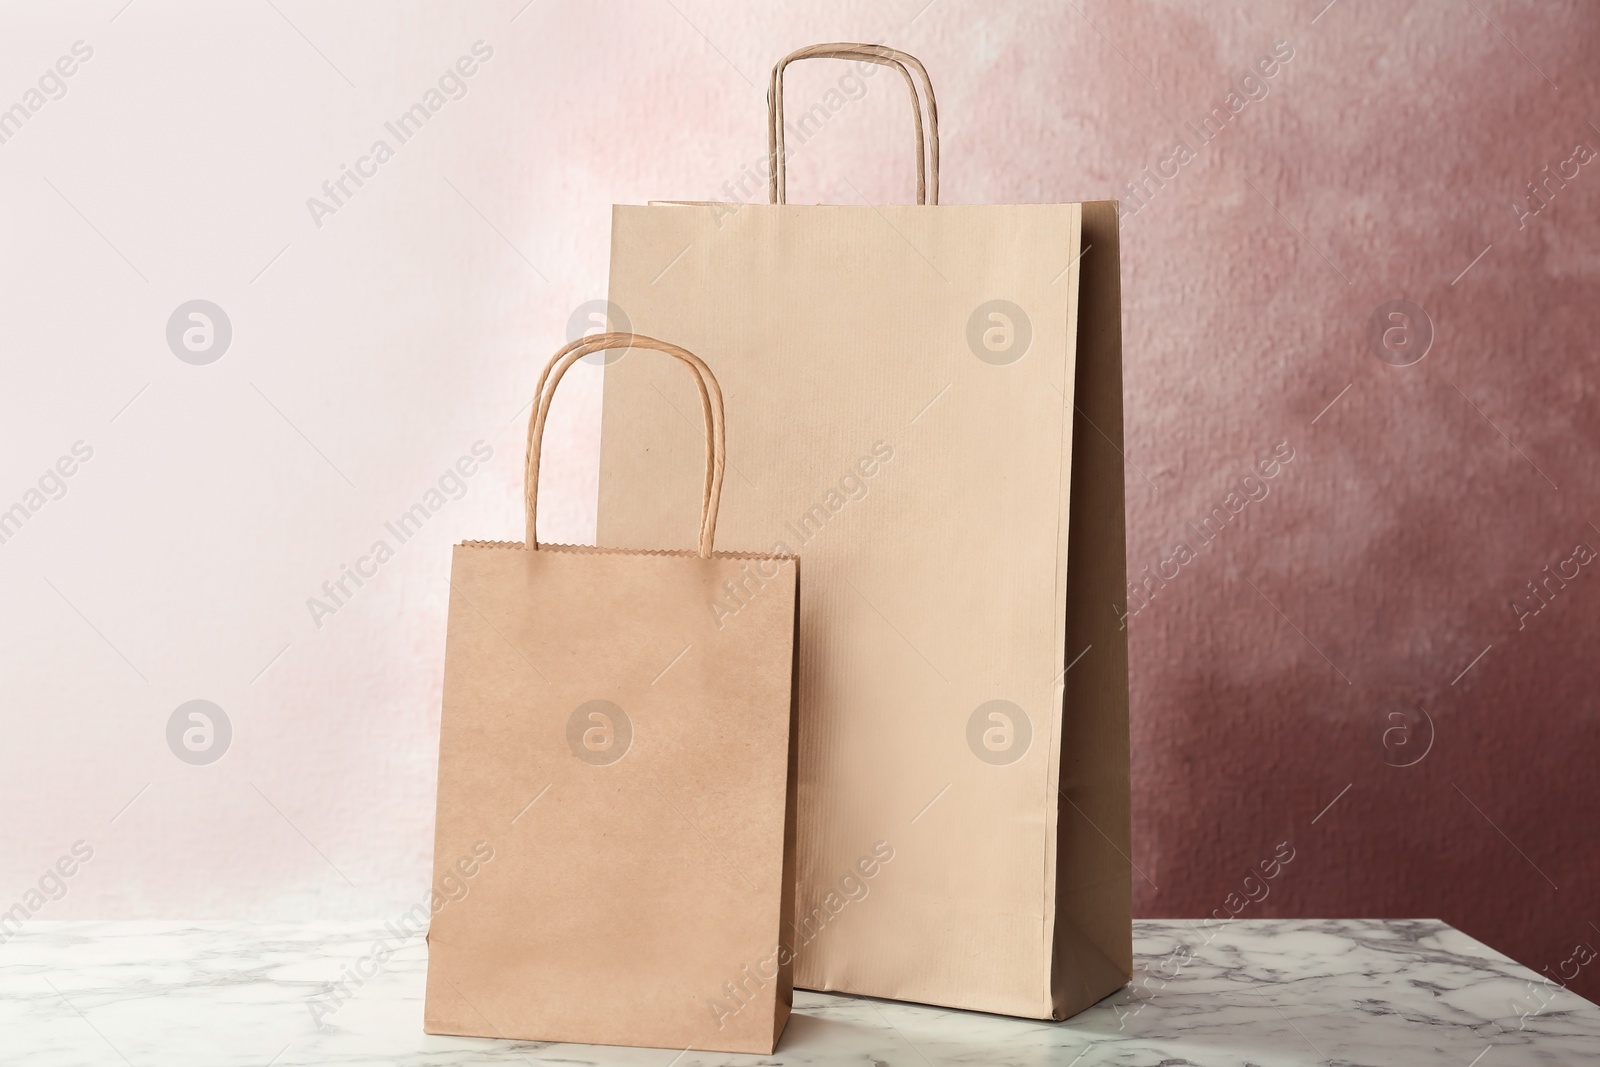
[597,45,1130,1020]
[425,333,801,1054]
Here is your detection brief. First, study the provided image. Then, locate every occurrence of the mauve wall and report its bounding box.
[2,0,1596,1009]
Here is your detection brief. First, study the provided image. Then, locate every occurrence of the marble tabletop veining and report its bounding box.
[2,919,1595,1066]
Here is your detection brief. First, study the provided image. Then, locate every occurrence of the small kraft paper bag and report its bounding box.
[425,333,801,1054]
[598,45,1130,1019]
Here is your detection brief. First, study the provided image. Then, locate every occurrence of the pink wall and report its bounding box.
[1028,0,1600,1004]
[3,0,1595,1007]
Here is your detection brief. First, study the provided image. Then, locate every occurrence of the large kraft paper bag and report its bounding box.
[426,334,801,1053]
[596,45,1131,1019]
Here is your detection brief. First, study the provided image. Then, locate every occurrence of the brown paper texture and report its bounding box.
[598,200,1131,1019]
[425,333,802,1053]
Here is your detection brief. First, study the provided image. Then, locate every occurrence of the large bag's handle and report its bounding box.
[768,43,940,206]
[525,333,725,558]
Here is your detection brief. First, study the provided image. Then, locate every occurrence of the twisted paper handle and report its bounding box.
[525,333,725,557]
[768,43,940,205]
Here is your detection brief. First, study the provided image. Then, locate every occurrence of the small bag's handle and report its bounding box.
[525,333,725,558]
[768,43,940,206]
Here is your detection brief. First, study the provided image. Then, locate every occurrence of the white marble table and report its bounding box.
[2,919,1595,1065]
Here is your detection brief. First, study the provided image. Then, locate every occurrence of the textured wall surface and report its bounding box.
[2,0,1596,1010]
